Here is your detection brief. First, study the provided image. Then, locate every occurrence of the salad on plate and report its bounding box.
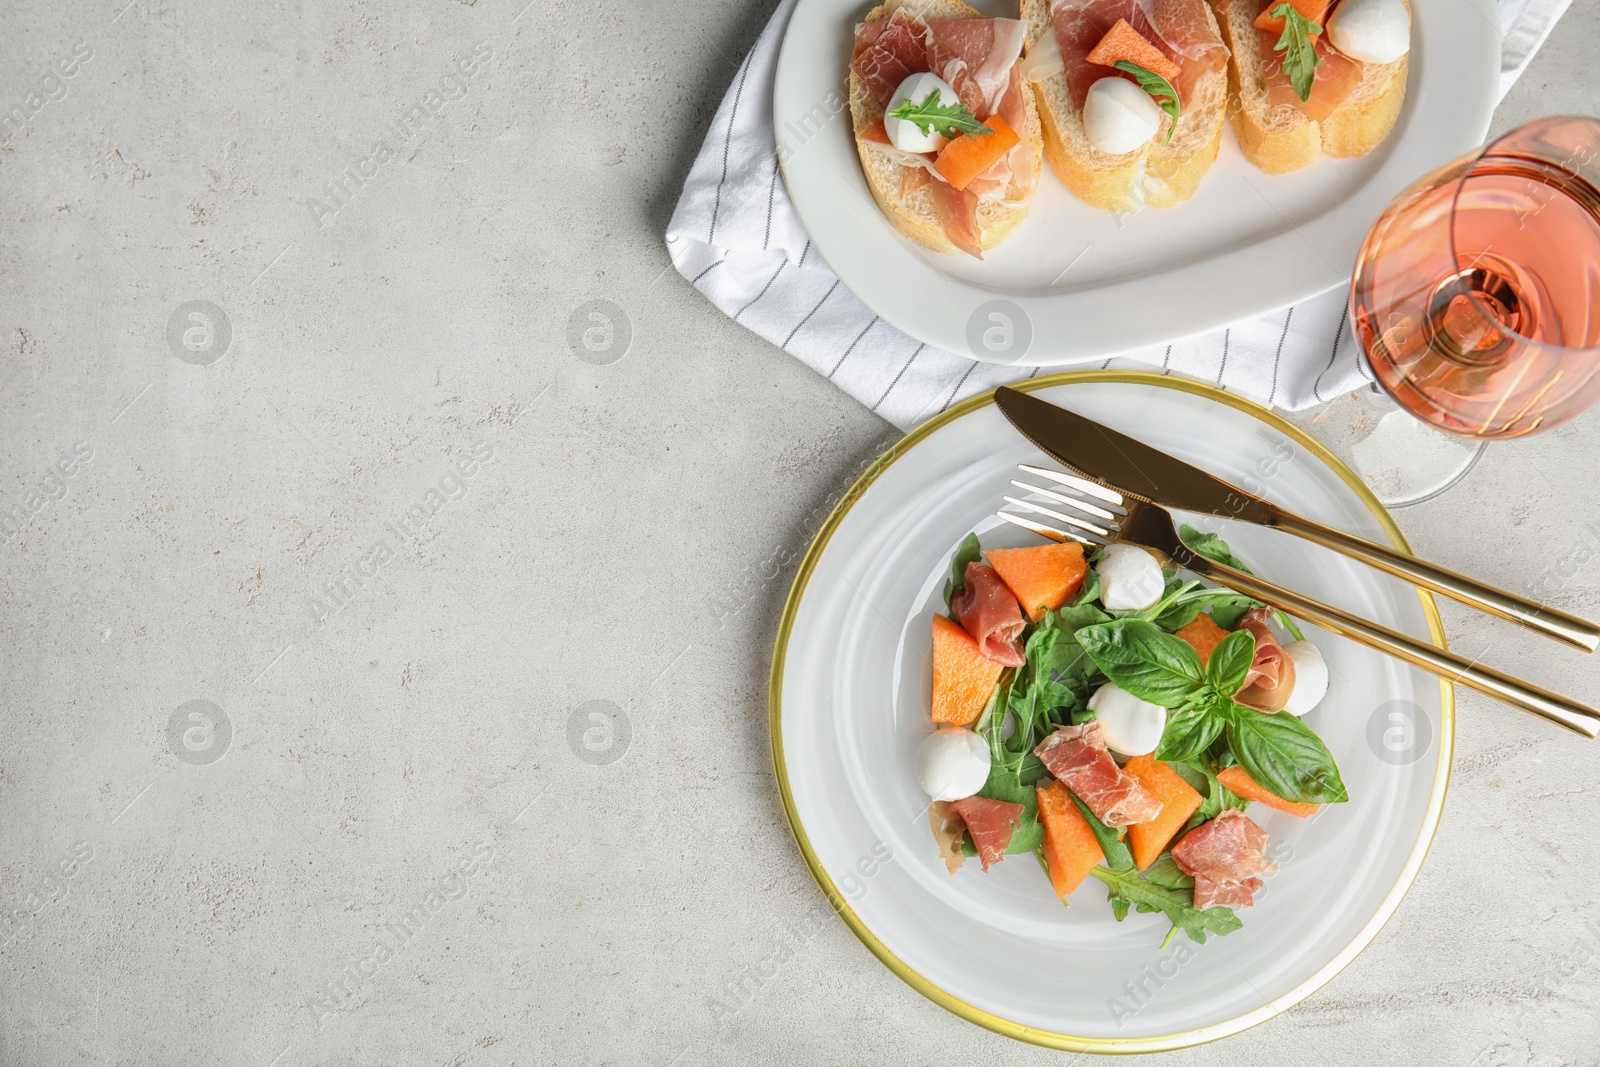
[919,527,1345,946]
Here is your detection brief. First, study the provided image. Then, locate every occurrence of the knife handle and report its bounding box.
[1183,555,1600,738]
[1268,508,1600,654]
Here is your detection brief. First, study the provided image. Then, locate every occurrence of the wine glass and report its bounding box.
[1294,116,1600,506]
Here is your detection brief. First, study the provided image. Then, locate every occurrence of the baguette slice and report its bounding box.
[848,0,1044,256]
[1215,0,1408,174]
[1019,0,1228,212]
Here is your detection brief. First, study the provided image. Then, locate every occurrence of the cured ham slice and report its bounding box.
[852,8,934,107]
[950,563,1026,665]
[928,18,1029,114]
[1234,606,1296,713]
[948,795,1025,870]
[1051,0,1227,110]
[1034,722,1163,827]
[1171,808,1277,908]
[1260,32,1364,121]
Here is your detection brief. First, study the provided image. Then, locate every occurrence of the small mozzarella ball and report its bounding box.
[884,73,956,154]
[915,726,991,802]
[1082,76,1163,155]
[1088,683,1168,756]
[1327,0,1410,64]
[1282,640,1330,716]
[1096,544,1165,611]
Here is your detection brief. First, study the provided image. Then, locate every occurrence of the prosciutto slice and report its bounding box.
[1034,722,1163,827]
[950,563,1026,666]
[1234,606,1296,713]
[851,8,934,107]
[928,18,1029,114]
[1050,0,1227,110]
[1171,809,1277,908]
[948,795,1025,870]
[1261,31,1365,121]
[929,801,968,875]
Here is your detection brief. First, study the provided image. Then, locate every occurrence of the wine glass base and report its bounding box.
[1285,385,1488,508]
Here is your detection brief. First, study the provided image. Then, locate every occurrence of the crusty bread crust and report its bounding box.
[1215,0,1408,174]
[1019,0,1227,212]
[848,0,1044,255]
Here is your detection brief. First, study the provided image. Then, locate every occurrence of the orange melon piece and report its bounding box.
[1123,755,1205,871]
[1174,613,1230,667]
[1085,18,1183,86]
[931,614,1003,726]
[1036,780,1104,897]
[1218,765,1321,818]
[1254,0,1331,33]
[986,543,1088,623]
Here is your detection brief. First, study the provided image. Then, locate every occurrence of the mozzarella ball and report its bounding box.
[1281,640,1330,716]
[1096,544,1166,611]
[915,726,991,802]
[1082,76,1163,155]
[1088,683,1169,756]
[884,73,956,154]
[1327,0,1410,64]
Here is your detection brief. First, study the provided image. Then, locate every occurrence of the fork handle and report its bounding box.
[1182,553,1600,738]
[1267,508,1600,654]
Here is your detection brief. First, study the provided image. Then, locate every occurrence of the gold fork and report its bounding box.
[999,464,1600,738]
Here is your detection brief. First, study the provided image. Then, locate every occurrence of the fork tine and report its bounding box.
[1001,496,1114,544]
[1010,479,1120,523]
[996,510,1103,546]
[1018,464,1125,509]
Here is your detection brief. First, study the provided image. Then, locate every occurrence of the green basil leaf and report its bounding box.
[1068,790,1135,871]
[1226,704,1348,804]
[1205,629,1257,697]
[943,532,982,611]
[1076,619,1205,707]
[1155,700,1226,763]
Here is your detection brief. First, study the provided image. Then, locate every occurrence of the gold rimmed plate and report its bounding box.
[769,372,1452,1051]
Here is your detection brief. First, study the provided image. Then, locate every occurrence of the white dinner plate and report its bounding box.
[774,0,1501,363]
[770,372,1452,1051]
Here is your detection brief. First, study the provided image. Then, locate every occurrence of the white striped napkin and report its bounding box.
[667,0,1570,431]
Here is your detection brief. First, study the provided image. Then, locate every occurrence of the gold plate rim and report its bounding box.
[766,370,1454,1054]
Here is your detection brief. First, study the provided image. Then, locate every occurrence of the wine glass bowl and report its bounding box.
[1351,116,1600,440]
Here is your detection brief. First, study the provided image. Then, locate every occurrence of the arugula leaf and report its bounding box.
[1171,756,1250,830]
[943,533,982,612]
[887,90,994,139]
[1088,865,1243,944]
[1270,3,1324,102]
[1076,619,1205,707]
[1142,854,1194,891]
[1113,60,1181,144]
[1177,525,1305,639]
[1068,791,1135,871]
[1205,629,1256,697]
[1154,697,1226,763]
[1225,703,1348,804]
[1074,562,1103,606]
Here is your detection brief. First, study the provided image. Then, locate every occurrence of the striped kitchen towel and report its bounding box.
[666,0,1569,431]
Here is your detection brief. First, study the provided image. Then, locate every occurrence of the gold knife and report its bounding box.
[995,386,1600,653]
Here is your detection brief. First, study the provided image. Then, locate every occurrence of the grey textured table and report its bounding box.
[2,2,1599,1065]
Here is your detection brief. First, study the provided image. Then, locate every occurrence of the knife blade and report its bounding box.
[994,386,1275,524]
